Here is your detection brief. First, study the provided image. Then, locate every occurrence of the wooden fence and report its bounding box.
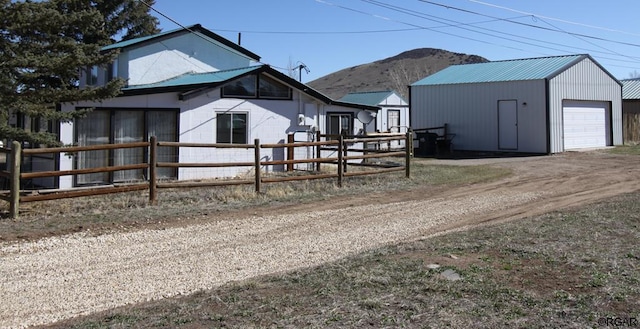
[624,112,640,143]
[0,132,412,218]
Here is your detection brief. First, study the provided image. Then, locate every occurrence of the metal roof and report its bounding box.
[622,79,640,99]
[412,54,586,86]
[120,65,380,111]
[339,90,406,106]
[102,24,260,61]
[122,66,261,91]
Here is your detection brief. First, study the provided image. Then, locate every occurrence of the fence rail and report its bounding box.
[1,132,412,218]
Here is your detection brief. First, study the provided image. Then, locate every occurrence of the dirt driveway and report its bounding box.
[1,150,639,328]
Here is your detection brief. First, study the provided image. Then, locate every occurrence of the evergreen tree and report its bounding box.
[0,0,159,146]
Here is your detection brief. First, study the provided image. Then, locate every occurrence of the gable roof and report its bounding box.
[339,90,407,106]
[121,65,379,111]
[102,24,261,61]
[122,66,261,92]
[622,79,640,100]
[412,54,593,86]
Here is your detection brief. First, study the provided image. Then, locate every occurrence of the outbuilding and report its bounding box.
[621,79,640,143]
[410,54,623,154]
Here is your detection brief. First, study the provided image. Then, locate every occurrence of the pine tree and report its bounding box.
[0,0,159,146]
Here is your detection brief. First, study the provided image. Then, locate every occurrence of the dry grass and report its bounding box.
[40,190,640,329]
[0,161,509,241]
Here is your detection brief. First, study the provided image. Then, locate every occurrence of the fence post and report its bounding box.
[9,141,21,219]
[337,135,344,188]
[341,131,348,173]
[254,139,261,193]
[315,130,321,172]
[405,131,412,178]
[286,133,294,172]
[149,136,158,205]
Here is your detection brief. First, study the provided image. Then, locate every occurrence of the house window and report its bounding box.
[221,74,292,100]
[259,75,291,99]
[327,112,353,138]
[216,113,247,144]
[221,75,256,98]
[74,108,178,186]
[107,59,118,82]
[86,66,98,86]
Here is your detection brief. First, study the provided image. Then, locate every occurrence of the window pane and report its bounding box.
[221,75,256,97]
[259,75,291,99]
[217,114,231,143]
[113,111,144,182]
[76,110,109,185]
[148,111,177,179]
[232,113,247,144]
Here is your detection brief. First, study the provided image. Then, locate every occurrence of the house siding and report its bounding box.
[126,33,253,86]
[59,89,366,188]
[548,57,623,153]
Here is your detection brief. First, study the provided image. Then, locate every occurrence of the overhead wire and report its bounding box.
[468,0,640,38]
[345,0,640,68]
[136,0,291,72]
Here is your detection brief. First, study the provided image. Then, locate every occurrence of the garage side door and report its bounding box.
[563,101,609,150]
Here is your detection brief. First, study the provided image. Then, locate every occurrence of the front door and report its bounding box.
[498,100,518,150]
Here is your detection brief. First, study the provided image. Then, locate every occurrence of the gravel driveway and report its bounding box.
[1,151,638,328]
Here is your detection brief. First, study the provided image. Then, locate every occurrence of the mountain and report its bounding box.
[307,48,488,100]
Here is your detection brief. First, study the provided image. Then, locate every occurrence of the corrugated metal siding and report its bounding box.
[411,80,547,153]
[548,57,623,152]
[622,79,640,100]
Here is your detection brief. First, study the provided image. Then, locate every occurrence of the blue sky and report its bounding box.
[151,0,640,83]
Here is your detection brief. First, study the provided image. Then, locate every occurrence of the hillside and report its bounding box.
[307,48,488,100]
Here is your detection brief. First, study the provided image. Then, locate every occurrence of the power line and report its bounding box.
[419,0,640,49]
[348,0,640,64]
[468,0,640,38]
[412,0,640,62]
[136,0,290,72]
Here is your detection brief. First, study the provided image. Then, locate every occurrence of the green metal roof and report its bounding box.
[122,66,261,91]
[622,79,640,99]
[339,90,406,106]
[119,65,380,111]
[412,54,587,86]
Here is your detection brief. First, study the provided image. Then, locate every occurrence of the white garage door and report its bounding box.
[563,101,609,150]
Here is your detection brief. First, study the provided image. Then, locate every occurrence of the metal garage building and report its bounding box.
[410,54,622,154]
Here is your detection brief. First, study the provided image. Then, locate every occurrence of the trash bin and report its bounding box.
[416,132,438,156]
[436,138,451,155]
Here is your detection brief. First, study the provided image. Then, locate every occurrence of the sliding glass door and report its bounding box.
[75,108,178,186]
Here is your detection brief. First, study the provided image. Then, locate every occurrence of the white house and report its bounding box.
[410,54,623,154]
[51,25,379,189]
[339,90,410,134]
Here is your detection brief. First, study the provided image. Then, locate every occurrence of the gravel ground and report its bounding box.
[0,191,542,328]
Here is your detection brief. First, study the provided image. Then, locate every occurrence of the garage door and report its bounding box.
[563,101,609,150]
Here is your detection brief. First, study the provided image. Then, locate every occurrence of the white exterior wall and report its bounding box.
[376,93,410,133]
[547,58,623,153]
[58,89,362,188]
[125,33,253,86]
[411,80,548,153]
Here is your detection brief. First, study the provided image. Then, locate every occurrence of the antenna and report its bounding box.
[294,61,310,82]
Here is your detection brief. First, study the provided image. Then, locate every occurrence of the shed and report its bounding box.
[339,90,410,134]
[410,54,623,154]
[621,79,640,142]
